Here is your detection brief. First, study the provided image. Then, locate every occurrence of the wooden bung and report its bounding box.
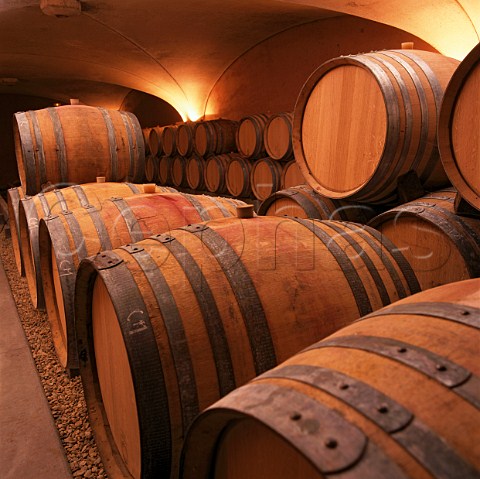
[143,183,156,194]
[181,279,480,479]
[74,216,420,478]
[39,193,247,371]
[236,204,254,218]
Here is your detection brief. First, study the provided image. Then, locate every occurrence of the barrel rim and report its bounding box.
[438,42,480,209]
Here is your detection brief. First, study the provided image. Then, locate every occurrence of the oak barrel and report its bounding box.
[226,154,253,198]
[162,126,178,157]
[204,154,230,194]
[259,185,377,223]
[176,122,196,157]
[171,156,188,188]
[14,105,145,195]
[74,216,419,479]
[250,157,284,200]
[186,154,206,191]
[7,186,25,275]
[369,188,480,290]
[40,193,246,371]
[236,113,270,159]
[19,182,175,310]
[264,112,294,161]
[144,154,159,183]
[158,156,173,185]
[142,128,151,155]
[194,119,238,157]
[181,279,480,479]
[148,126,164,156]
[438,42,480,211]
[293,50,459,203]
[281,159,305,189]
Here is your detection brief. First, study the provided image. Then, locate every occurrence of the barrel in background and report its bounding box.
[264,112,293,161]
[181,278,480,479]
[369,188,480,290]
[13,105,145,195]
[236,113,270,159]
[259,185,377,223]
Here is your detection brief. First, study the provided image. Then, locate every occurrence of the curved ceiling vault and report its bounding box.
[0,0,478,120]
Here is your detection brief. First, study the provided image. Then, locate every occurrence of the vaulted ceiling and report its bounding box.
[0,0,478,119]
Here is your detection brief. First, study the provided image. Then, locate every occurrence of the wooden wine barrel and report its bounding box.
[259,185,377,223]
[236,113,270,159]
[158,156,173,185]
[14,105,145,195]
[226,154,253,198]
[264,112,294,161]
[186,154,206,191]
[194,119,238,157]
[281,160,305,189]
[438,42,480,212]
[40,193,246,372]
[18,182,175,310]
[162,126,178,157]
[369,188,480,290]
[142,128,152,155]
[204,154,230,194]
[250,157,284,200]
[181,278,480,479]
[293,50,459,204]
[7,186,25,275]
[171,156,188,188]
[74,216,419,479]
[176,122,196,157]
[148,126,164,156]
[144,154,159,183]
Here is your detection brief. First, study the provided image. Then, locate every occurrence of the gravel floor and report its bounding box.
[0,229,108,479]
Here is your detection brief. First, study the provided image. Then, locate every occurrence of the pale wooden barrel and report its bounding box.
[204,154,230,194]
[162,126,178,157]
[186,154,206,191]
[264,112,293,161]
[19,182,175,310]
[369,188,480,290]
[293,50,459,204]
[171,155,188,188]
[158,155,173,185]
[7,186,25,275]
[40,193,246,371]
[194,119,238,157]
[250,157,284,200]
[281,160,305,189]
[236,113,270,159]
[148,126,164,156]
[74,216,420,479]
[438,42,480,212]
[226,154,253,198]
[144,154,159,183]
[259,185,377,223]
[13,105,145,195]
[176,122,196,157]
[181,279,480,479]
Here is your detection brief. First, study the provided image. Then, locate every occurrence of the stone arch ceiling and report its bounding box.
[0,0,478,119]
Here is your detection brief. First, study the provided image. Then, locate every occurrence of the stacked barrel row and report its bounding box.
[142,113,305,200]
